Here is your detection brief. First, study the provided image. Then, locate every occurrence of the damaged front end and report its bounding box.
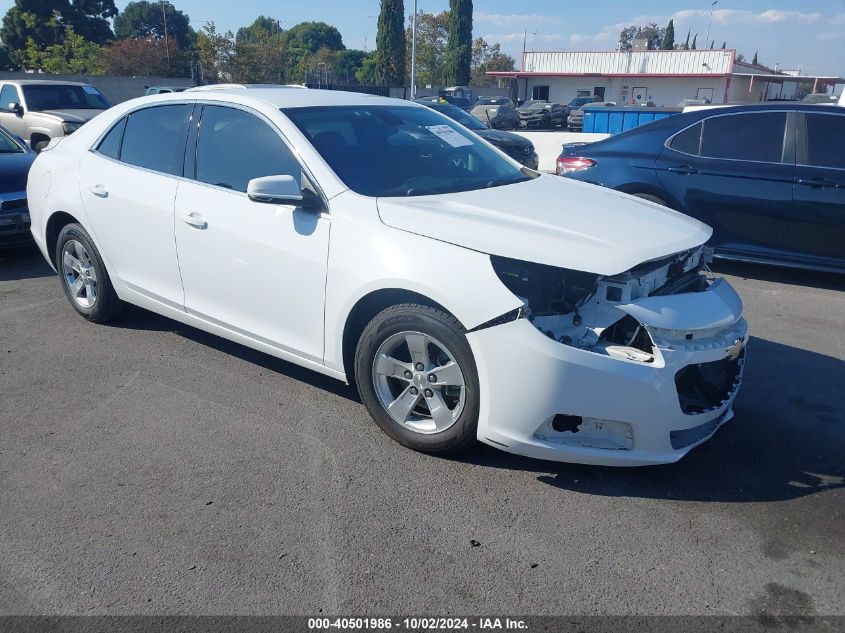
[481,247,748,462]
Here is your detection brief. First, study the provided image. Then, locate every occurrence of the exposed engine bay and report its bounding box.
[491,248,708,362]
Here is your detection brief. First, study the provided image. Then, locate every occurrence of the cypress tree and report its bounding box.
[443,0,472,85]
[721,41,726,49]
[691,33,697,49]
[661,19,675,50]
[375,0,406,86]
[683,29,690,50]
[752,51,758,65]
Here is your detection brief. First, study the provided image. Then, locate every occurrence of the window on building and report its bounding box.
[700,112,787,163]
[532,85,550,101]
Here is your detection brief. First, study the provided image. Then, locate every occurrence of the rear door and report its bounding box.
[656,110,794,258]
[78,103,193,308]
[783,110,845,265]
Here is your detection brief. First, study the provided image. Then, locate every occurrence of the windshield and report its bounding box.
[284,105,531,198]
[424,103,487,131]
[0,127,23,153]
[22,84,111,111]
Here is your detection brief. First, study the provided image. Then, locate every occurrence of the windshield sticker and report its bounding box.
[83,86,100,95]
[425,125,473,148]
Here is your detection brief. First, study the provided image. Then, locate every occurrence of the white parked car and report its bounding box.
[27,89,748,466]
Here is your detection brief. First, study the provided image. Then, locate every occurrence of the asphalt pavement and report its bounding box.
[1,242,843,619]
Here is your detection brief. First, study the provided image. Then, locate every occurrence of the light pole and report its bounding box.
[705,0,718,47]
[161,0,170,67]
[410,0,418,100]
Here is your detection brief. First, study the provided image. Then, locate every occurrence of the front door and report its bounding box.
[78,103,193,308]
[174,104,330,363]
[632,87,648,104]
[657,111,795,257]
[783,111,845,264]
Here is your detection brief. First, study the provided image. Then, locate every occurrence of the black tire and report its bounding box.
[55,223,124,323]
[355,303,480,456]
[632,193,670,207]
[33,138,50,153]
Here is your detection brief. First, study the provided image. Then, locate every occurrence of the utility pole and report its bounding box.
[705,0,718,47]
[161,0,170,67]
[410,0,418,100]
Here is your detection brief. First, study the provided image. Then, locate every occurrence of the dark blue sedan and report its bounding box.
[0,125,35,245]
[557,103,845,273]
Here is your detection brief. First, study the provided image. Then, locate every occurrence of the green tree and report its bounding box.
[443,0,471,85]
[404,10,448,87]
[375,0,405,86]
[470,37,515,87]
[285,21,344,54]
[355,52,379,84]
[233,28,287,83]
[104,36,190,77]
[751,51,758,65]
[23,24,105,74]
[114,1,195,50]
[661,19,675,50]
[691,33,697,49]
[0,45,17,70]
[236,16,283,45]
[721,41,726,49]
[196,21,235,84]
[682,29,690,50]
[619,23,665,51]
[1,0,116,58]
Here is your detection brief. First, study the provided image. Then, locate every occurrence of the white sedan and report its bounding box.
[27,88,748,466]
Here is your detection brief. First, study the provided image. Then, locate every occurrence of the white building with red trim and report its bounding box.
[488,49,843,106]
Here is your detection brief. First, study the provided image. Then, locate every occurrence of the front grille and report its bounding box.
[0,198,27,211]
[675,350,744,415]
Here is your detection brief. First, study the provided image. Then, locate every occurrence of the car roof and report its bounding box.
[684,102,844,116]
[1,79,92,87]
[149,87,415,110]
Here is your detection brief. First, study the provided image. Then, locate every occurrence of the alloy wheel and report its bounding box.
[61,239,98,309]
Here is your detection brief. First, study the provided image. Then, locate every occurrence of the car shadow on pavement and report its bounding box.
[458,335,844,503]
[712,260,845,292]
[0,241,54,281]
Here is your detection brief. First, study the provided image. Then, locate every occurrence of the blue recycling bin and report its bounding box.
[583,107,681,134]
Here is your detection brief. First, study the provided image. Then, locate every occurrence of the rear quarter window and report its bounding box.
[669,122,703,155]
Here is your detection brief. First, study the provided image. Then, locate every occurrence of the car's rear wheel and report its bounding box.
[355,303,479,456]
[56,223,124,323]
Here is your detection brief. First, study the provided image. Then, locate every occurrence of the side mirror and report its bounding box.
[7,102,22,114]
[247,175,323,211]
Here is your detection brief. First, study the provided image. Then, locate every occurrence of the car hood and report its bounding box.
[476,129,531,148]
[38,109,105,123]
[377,175,712,276]
[517,107,546,115]
[0,151,35,193]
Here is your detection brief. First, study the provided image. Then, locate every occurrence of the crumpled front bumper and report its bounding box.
[466,278,748,466]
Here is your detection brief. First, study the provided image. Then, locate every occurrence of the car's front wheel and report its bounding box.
[355,303,480,456]
[56,223,124,323]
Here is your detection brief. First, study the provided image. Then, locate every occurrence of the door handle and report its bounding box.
[797,177,837,189]
[667,165,699,175]
[180,211,207,229]
[87,183,108,198]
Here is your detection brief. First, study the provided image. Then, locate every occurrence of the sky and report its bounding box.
[2,0,844,78]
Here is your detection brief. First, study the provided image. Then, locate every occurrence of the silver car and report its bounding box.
[0,80,112,152]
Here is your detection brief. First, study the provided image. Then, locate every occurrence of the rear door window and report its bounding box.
[96,117,126,159]
[120,104,192,176]
[700,112,787,163]
[803,113,845,170]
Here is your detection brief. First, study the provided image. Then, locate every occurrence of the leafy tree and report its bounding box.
[682,29,690,50]
[661,19,674,50]
[285,21,344,54]
[443,0,471,85]
[196,21,235,84]
[0,45,17,70]
[376,0,405,86]
[404,10,448,87]
[355,53,379,84]
[114,1,195,50]
[233,28,287,83]
[619,23,665,51]
[470,37,515,87]
[721,41,726,49]
[337,49,367,83]
[751,51,758,65]
[235,16,282,45]
[22,24,105,74]
[104,37,190,77]
[1,0,116,59]
[691,33,697,49]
